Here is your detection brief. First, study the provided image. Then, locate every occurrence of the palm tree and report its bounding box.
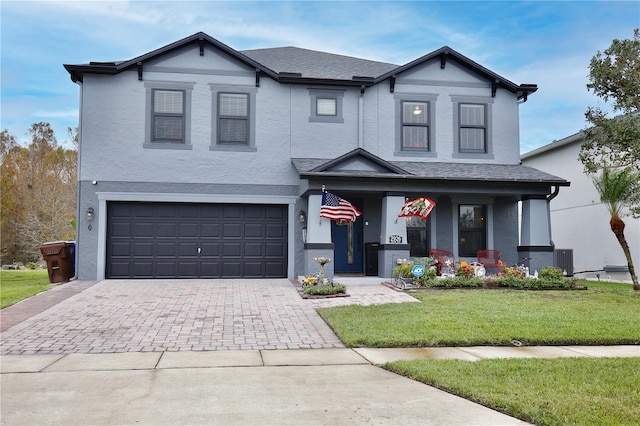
[592,167,639,290]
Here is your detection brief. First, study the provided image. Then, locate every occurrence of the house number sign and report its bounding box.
[389,235,402,244]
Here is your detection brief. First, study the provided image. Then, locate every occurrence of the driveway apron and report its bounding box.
[0,279,417,355]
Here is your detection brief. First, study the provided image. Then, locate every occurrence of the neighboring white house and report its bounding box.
[521,132,640,283]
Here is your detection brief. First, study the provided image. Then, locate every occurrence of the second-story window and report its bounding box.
[218,93,249,144]
[153,89,185,143]
[316,98,337,116]
[459,103,486,153]
[402,101,429,150]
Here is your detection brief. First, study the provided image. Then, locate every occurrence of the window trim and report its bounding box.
[210,85,257,152]
[144,82,194,150]
[394,93,438,158]
[452,96,494,159]
[308,89,344,123]
[401,100,430,152]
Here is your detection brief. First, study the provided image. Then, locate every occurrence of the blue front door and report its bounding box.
[332,205,364,274]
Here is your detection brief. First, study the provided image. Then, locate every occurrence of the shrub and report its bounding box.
[539,267,564,280]
[303,283,346,296]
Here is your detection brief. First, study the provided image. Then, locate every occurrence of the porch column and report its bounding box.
[378,193,410,278]
[518,195,554,274]
[303,191,334,279]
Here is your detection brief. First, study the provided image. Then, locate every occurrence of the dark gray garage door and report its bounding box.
[106,202,287,278]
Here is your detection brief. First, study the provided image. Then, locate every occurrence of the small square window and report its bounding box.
[316,98,337,116]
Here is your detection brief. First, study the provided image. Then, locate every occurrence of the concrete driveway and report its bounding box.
[0,278,417,355]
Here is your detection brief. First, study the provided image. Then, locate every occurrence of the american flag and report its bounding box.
[320,192,361,223]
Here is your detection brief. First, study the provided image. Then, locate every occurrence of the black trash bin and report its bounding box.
[40,241,75,283]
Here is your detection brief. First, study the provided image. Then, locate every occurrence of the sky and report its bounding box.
[1,0,639,153]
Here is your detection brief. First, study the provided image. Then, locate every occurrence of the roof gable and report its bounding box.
[310,148,409,175]
[64,32,537,99]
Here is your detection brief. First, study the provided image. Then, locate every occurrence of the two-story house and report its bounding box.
[64,32,568,281]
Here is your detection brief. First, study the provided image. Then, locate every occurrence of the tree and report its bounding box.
[592,167,640,289]
[580,28,640,183]
[0,123,77,264]
[580,29,640,289]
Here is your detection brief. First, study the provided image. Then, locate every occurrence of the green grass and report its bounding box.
[0,269,52,308]
[384,357,640,426]
[317,280,640,347]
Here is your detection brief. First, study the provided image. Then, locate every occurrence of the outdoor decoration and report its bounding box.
[301,257,347,297]
[397,197,436,221]
[320,191,361,225]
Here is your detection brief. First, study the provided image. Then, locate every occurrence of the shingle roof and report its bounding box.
[241,47,398,80]
[291,158,568,185]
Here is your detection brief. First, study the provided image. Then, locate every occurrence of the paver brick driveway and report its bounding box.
[1,279,418,355]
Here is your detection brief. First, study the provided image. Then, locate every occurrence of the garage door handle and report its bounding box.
[198,247,201,254]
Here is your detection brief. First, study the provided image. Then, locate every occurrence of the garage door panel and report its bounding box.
[265,206,286,220]
[243,262,264,277]
[133,223,154,237]
[201,223,220,238]
[156,262,177,277]
[106,202,287,278]
[132,262,153,277]
[157,223,177,237]
[222,262,241,277]
[265,224,285,239]
[200,262,220,277]
[223,223,242,238]
[133,242,154,256]
[133,205,155,218]
[265,262,286,277]
[156,242,177,257]
[178,262,198,277]
[223,206,242,219]
[178,242,199,257]
[110,223,131,237]
[244,242,263,257]
[179,223,198,238]
[200,242,220,256]
[244,224,263,238]
[223,242,241,257]
[265,242,285,258]
[109,242,131,257]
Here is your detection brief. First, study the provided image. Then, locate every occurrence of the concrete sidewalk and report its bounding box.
[1,348,523,426]
[2,346,638,425]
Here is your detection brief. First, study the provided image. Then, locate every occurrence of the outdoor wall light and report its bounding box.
[299,210,306,224]
[86,207,95,222]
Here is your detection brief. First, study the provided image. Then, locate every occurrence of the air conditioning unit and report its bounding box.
[554,249,574,277]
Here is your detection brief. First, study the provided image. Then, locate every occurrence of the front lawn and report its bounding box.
[385,357,640,426]
[316,280,640,347]
[0,269,52,308]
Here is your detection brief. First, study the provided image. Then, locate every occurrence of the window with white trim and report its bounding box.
[459,103,486,153]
